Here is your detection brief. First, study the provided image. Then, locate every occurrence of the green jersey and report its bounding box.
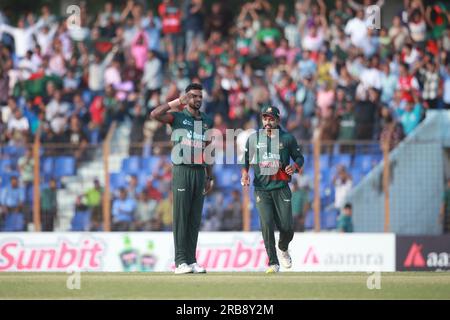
[337,214,353,233]
[169,108,213,167]
[244,128,304,191]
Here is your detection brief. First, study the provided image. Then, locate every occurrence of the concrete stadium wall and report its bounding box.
[347,111,450,235]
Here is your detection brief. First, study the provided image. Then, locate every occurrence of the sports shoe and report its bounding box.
[190,263,207,273]
[265,264,280,273]
[277,248,292,269]
[174,263,193,274]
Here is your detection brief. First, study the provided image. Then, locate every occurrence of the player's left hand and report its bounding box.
[285,165,295,175]
[203,178,213,195]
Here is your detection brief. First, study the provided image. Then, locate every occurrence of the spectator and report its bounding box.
[112,187,136,231]
[0,176,25,231]
[7,108,29,146]
[337,203,354,232]
[130,30,148,72]
[141,50,163,108]
[128,104,145,156]
[441,62,450,109]
[62,115,89,162]
[184,0,205,56]
[134,191,159,231]
[88,45,118,94]
[45,90,70,135]
[127,175,141,200]
[40,178,58,231]
[332,165,353,210]
[389,15,409,52]
[397,98,423,135]
[441,178,450,234]
[291,176,310,232]
[158,0,183,62]
[0,17,44,59]
[84,178,103,231]
[156,191,173,231]
[221,190,242,231]
[17,147,34,201]
[379,107,405,151]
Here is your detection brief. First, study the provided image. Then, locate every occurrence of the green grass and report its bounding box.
[0,272,449,300]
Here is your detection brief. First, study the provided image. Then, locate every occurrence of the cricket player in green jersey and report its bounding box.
[241,106,304,273]
[151,83,214,274]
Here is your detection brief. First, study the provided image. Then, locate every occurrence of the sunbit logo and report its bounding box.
[303,246,319,264]
[404,243,426,267]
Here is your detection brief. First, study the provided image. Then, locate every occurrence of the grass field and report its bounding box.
[1,272,450,300]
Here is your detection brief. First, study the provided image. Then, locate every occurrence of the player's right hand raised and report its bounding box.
[179,92,191,105]
[241,173,250,186]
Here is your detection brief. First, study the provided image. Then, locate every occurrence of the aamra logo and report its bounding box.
[303,246,319,264]
[404,243,426,267]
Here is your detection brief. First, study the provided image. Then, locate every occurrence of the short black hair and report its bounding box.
[344,203,352,210]
[185,83,203,93]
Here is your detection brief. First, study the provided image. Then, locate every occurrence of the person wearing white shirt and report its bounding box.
[36,23,58,56]
[344,9,367,49]
[45,90,70,134]
[88,46,118,93]
[7,108,29,137]
[333,165,353,210]
[17,50,36,80]
[0,18,44,58]
[141,50,163,107]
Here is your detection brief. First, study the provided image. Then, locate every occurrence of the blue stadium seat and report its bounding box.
[0,159,13,173]
[71,210,91,231]
[110,172,127,190]
[321,209,338,230]
[2,146,25,158]
[0,172,19,187]
[332,154,352,168]
[2,213,25,231]
[319,154,330,168]
[89,128,100,144]
[141,156,161,175]
[353,154,373,174]
[121,156,141,175]
[215,166,241,189]
[371,153,383,165]
[54,156,76,177]
[41,157,54,176]
[350,167,364,184]
[304,210,314,230]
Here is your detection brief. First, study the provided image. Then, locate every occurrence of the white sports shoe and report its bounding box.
[174,263,193,274]
[278,248,292,269]
[265,264,280,273]
[190,263,207,273]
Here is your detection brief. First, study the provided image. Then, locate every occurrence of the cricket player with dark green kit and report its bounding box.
[241,106,304,273]
[150,83,214,274]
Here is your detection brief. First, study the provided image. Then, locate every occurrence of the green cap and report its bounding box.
[261,106,280,118]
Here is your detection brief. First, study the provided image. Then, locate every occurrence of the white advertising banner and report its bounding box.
[0,232,396,272]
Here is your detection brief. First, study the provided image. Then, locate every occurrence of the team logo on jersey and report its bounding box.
[256,196,261,203]
[279,143,284,149]
[182,119,193,126]
[256,143,267,149]
[203,123,208,129]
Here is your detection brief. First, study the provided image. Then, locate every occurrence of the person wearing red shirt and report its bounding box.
[158,0,183,62]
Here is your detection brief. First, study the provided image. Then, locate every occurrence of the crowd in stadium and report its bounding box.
[0,0,449,232]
